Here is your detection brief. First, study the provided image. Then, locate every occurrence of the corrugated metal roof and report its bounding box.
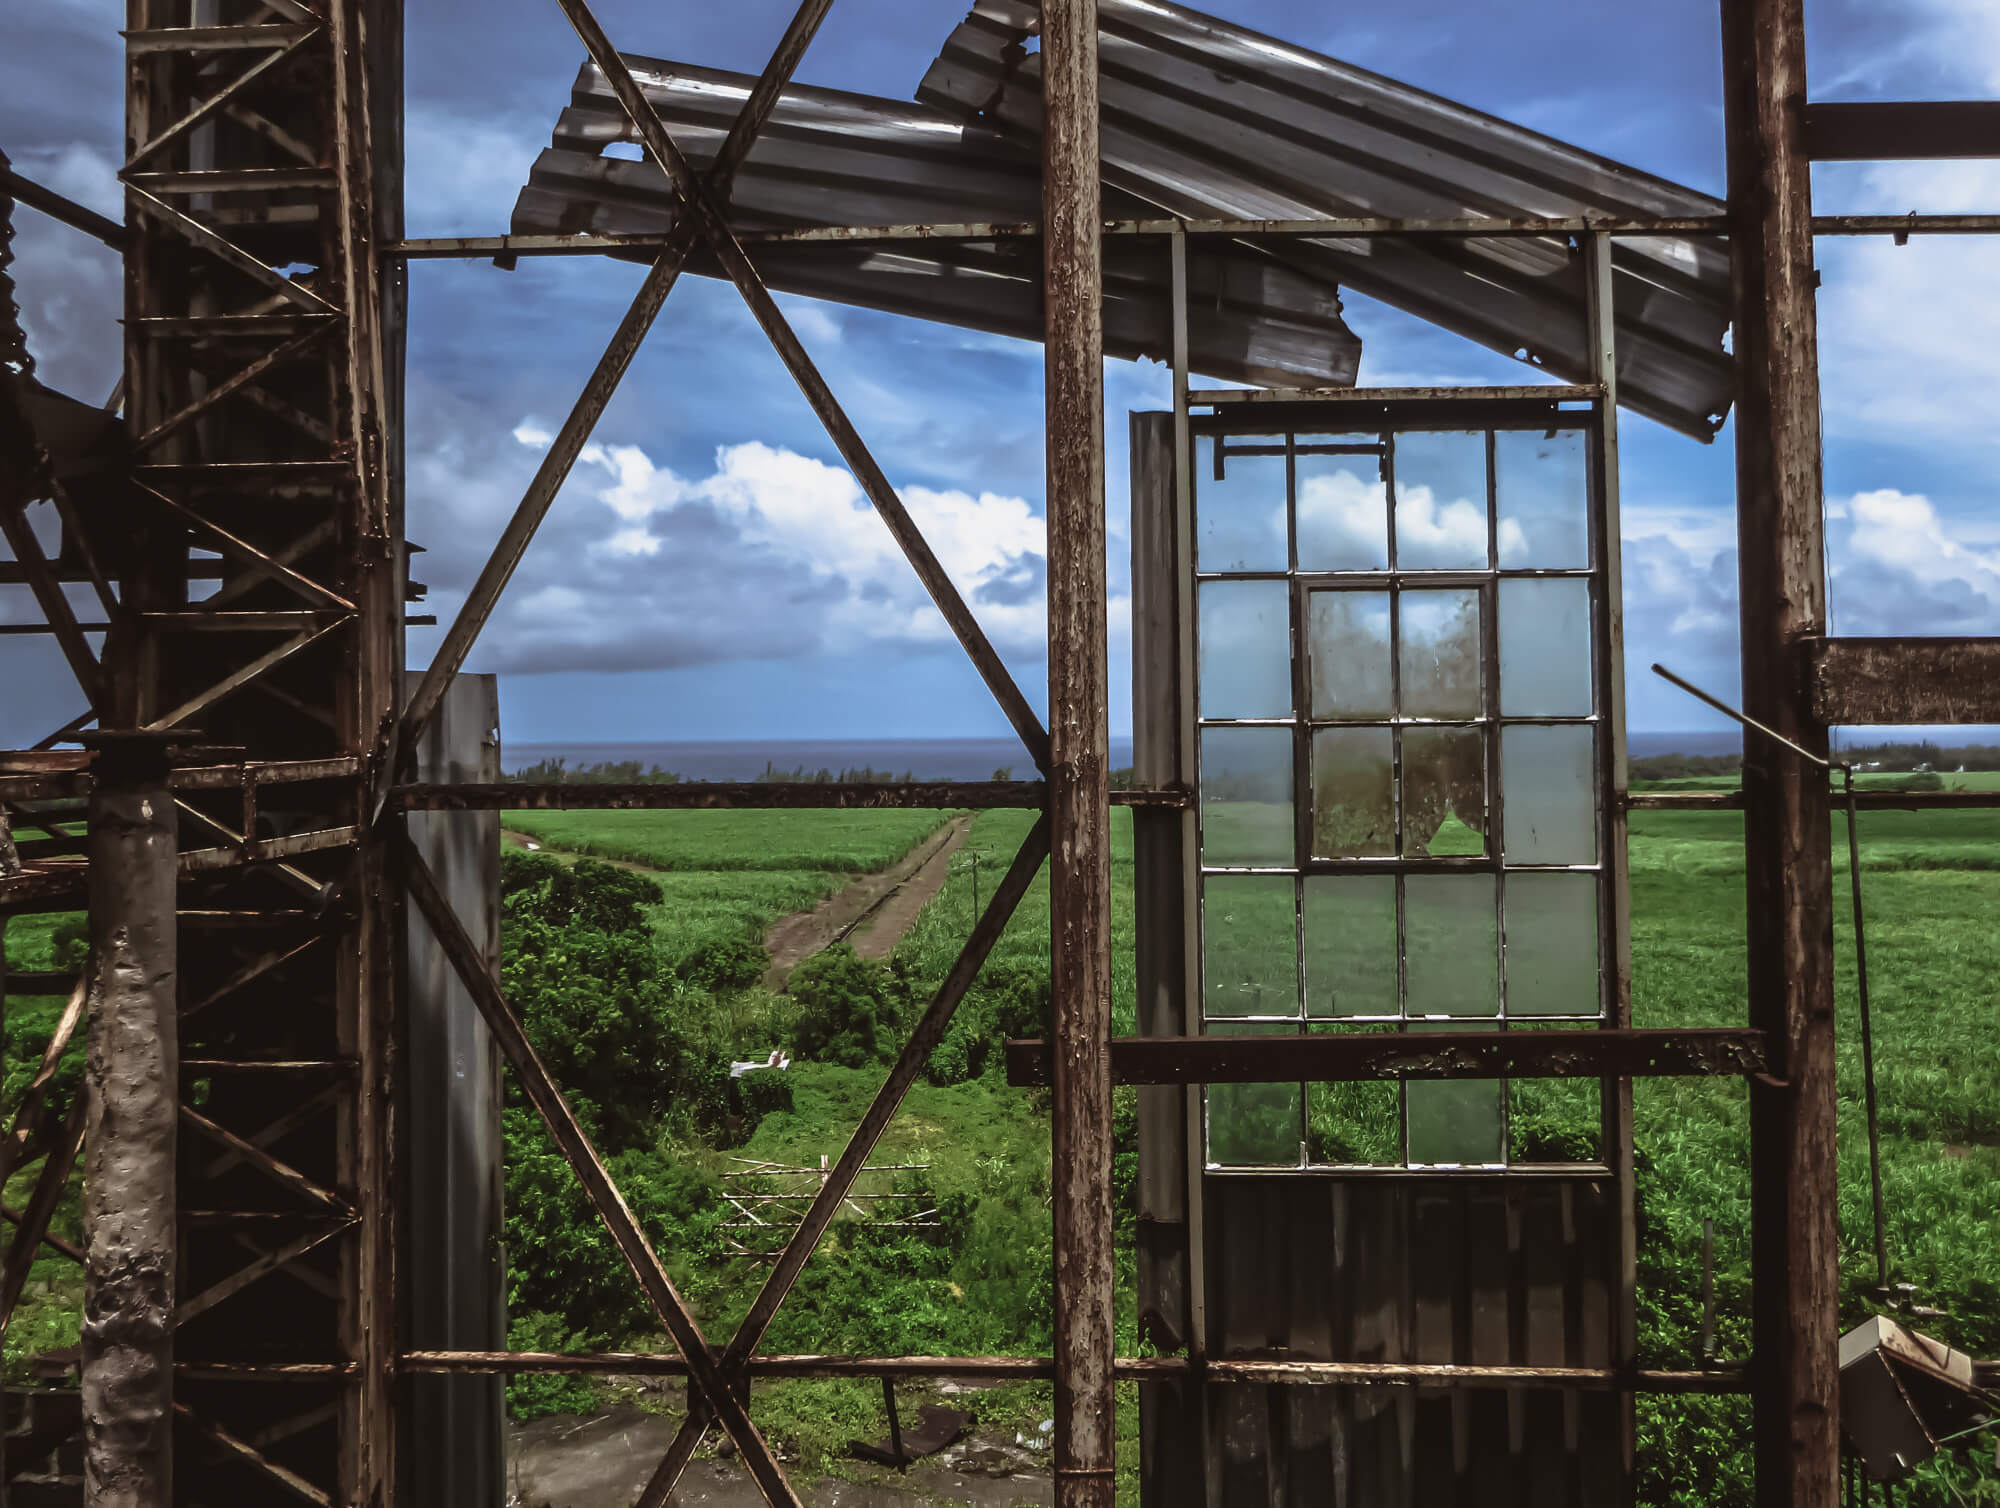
[511,57,1363,390]
[917,0,1735,439]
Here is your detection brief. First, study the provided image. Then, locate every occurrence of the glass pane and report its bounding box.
[1310,728,1393,859]
[1207,1022,1301,1167]
[1510,1069,1602,1162]
[1394,430,1489,569]
[1201,727,1294,867]
[1401,726,1486,857]
[1309,1067,1402,1164]
[1408,1082,1504,1164]
[1504,871,1600,1016]
[1199,579,1291,720]
[1296,448,1388,570]
[1194,437,1287,572]
[1496,428,1589,568]
[1201,874,1299,1018]
[1307,591,1392,719]
[1304,875,1397,1017]
[1501,725,1598,865]
[1499,577,1592,716]
[1398,589,1482,719]
[1403,874,1498,1017]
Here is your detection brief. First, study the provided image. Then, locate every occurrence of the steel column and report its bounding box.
[1720,1,1841,1503]
[1041,1,1115,1502]
[81,733,179,1508]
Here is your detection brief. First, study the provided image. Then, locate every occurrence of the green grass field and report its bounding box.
[502,808,952,873]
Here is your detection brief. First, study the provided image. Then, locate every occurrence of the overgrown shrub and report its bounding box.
[789,946,903,1067]
[502,851,660,932]
[504,1309,604,1420]
[675,933,767,993]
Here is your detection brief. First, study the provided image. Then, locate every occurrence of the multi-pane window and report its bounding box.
[1193,421,1612,1170]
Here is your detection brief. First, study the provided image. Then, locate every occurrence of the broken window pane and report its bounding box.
[1201,727,1294,868]
[1201,874,1299,1018]
[1504,871,1600,1016]
[1296,448,1389,570]
[1509,1067,1602,1162]
[1394,430,1489,569]
[1307,590,1392,719]
[1406,1035,1505,1166]
[1403,874,1499,1017]
[1304,875,1398,1017]
[1207,1022,1302,1167]
[1501,725,1597,865]
[1398,589,1482,719]
[1198,578,1292,720]
[1401,726,1486,857]
[1194,436,1287,572]
[1498,577,1592,717]
[1308,1061,1402,1164]
[1310,727,1394,859]
[1496,428,1589,569]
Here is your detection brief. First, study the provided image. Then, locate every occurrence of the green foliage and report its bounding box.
[503,809,952,875]
[788,946,904,1068]
[504,1309,605,1421]
[674,932,766,993]
[502,850,660,931]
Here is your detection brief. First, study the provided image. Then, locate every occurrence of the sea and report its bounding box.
[502,731,1743,779]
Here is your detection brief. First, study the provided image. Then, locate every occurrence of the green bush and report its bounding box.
[733,1067,795,1125]
[789,946,903,1068]
[924,1017,987,1086]
[504,1309,604,1420]
[50,915,88,971]
[675,933,767,993]
[502,851,661,931]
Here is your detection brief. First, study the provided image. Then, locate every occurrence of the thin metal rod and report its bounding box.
[1842,768,1889,1292]
[1651,662,1829,768]
[881,1377,906,1470]
[0,499,106,707]
[0,163,129,249]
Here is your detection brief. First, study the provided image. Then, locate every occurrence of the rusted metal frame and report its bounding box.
[172,1402,332,1508]
[178,934,323,1021]
[125,27,321,168]
[1003,1029,1772,1085]
[1803,100,2000,160]
[199,517,338,611]
[1038,0,1115,1501]
[1722,1,1842,1502]
[175,1219,354,1327]
[123,185,333,312]
[1,1202,84,1265]
[129,481,352,609]
[142,616,348,731]
[553,2,1053,777]
[178,823,358,873]
[394,0,837,770]
[126,23,316,53]
[0,977,85,1188]
[634,817,1052,1507]
[195,1084,345,1183]
[399,1350,1751,1393]
[398,833,802,1505]
[223,101,320,167]
[126,167,336,194]
[1804,636,2000,724]
[392,780,1192,811]
[0,499,106,707]
[0,1093,86,1336]
[0,161,129,248]
[129,321,333,451]
[141,608,344,630]
[178,1104,352,1216]
[49,480,122,621]
[1192,382,1604,406]
[173,754,361,789]
[177,1366,354,1383]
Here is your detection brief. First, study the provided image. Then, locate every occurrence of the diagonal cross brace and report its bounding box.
[633,816,1051,1507]
[399,832,804,1506]
[394,0,837,775]
[555,0,1052,775]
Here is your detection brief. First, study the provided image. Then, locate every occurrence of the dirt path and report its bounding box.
[763,815,972,988]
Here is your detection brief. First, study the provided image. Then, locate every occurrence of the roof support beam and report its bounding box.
[1804,636,2000,724]
[1803,100,2000,160]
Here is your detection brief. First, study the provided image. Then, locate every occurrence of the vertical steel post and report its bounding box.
[80,732,178,1508]
[1719,1,1840,1503]
[1042,0,1115,1503]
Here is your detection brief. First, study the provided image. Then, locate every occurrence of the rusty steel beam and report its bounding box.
[1,1202,85,1266]
[395,0,836,771]
[0,499,106,708]
[552,0,1052,776]
[391,781,1193,811]
[1722,0,1842,1503]
[0,1093,87,1336]
[1002,1029,1773,1086]
[1039,2,1116,1503]
[1804,636,2000,725]
[1802,100,2000,160]
[399,833,802,1505]
[633,818,1051,1508]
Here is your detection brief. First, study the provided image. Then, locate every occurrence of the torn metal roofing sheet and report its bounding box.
[512,57,1363,390]
[917,0,1736,439]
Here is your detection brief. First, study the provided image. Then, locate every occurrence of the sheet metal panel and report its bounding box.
[917,0,1735,440]
[510,58,1362,390]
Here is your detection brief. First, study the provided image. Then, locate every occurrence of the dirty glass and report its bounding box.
[1398,589,1482,719]
[1201,727,1294,868]
[1496,428,1589,569]
[1207,1023,1303,1167]
[1501,724,1597,865]
[1303,875,1398,1017]
[1201,874,1299,1019]
[1393,430,1488,569]
[1403,874,1499,1017]
[1307,590,1392,719]
[1296,446,1389,570]
[1310,727,1394,859]
[1504,871,1600,1016]
[1401,726,1486,857]
[1198,578,1291,720]
[1407,1062,1505,1166]
[1499,577,1592,717]
[1194,437,1287,572]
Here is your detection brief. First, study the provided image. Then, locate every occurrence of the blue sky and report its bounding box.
[5,0,2000,758]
